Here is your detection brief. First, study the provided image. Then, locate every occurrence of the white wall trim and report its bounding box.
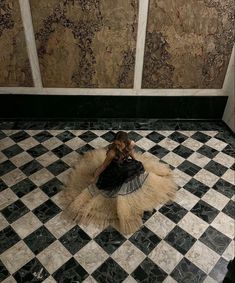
[134,0,149,91]
[19,0,42,88]
[0,88,223,96]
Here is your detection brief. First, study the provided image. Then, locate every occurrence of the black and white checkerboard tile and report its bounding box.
[0,127,234,283]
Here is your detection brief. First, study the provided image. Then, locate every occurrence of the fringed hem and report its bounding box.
[62,148,178,235]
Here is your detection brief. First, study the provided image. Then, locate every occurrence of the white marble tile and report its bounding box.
[203,276,219,283]
[56,168,72,184]
[204,131,218,137]
[0,137,15,151]
[25,130,42,136]
[172,168,192,187]
[213,152,234,168]
[202,189,229,210]
[2,130,20,136]
[45,212,76,239]
[21,188,49,210]
[65,137,86,150]
[36,151,58,167]
[178,131,196,137]
[158,131,174,137]
[18,137,39,150]
[61,151,80,167]
[149,240,183,273]
[74,240,108,274]
[136,137,156,150]
[1,276,17,283]
[205,138,227,151]
[194,169,220,187]
[221,169,235,185]
[29,168,54,187]
[145,211,176,238]
[1,169,26,187]
[0,188,18,210]
[10,151,33,167]
[0,213,9,231]
[182,138,203,151]
[11,211,42,238]
[178,212,209,239]
[82,276,98,283]
[49,130,64,136]
[122,276,138,283]
[163,276,178,283]
[161,152,185,168]
[0,240,34,274]
[79,223,103,239]
[37,240,71,274]
[0,151,7,163]
[186,241,220,274]
[41,276,57,283]
[211,212,234,238]
[42,137,63,150]
[187,152,210,168]
[112,241,145,274]
[175,188,200,210]
[222,240,235,261]
[89,138,109,149]
[158,138,179,151]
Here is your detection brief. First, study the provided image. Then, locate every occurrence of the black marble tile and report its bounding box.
[59,226,91,255]
[148,145,170,159]
[222,200,235,220]
[33,130,53,142]
[52,144,73,158]
[101,131,116,142]
[142,209,157,223]
[27,144,48,158]
[92,257,128,283]
[159,202,188,223]
[0,260,10,282]
[190,200,219,224]
[2,144,23,158]
[191,132,211,143]
[76,144,95,155]
[173,144,194,159]
[168,132,188,143]
[24,226,56,255]
[165,226,197,256]
[10,131,30,142]
[197,144,219,159]
[78,131,98,142]
[53,258,88,282]
[0,226,20,254]
[33,199,61,224]
[46,159,70,175]
[134,145,146,153]
[20,160,43,176]
[222,144,235,158]
[129,226,161,255]
[178,160,201,176]
[56,130,76,142]
[215,131,235,148]
[230,163,235,170]
[132,257,167,282]
[0,130,6,140]
[13,257,49,283]
[209,257,229,282]
[11,178,37,197]
[204,160,228,177]
[40,177,63,197]
[0,160,16,176]
[146,131,165,143]
[213,179,235,198]
[184,178,210,198]
[199,226,231,255]
[1,200,30,224]
[171,257,206,283]
[94,226,126,255]
[0,180,7,192]
[127,131,143,142]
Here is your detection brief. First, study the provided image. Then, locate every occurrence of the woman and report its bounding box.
[63,131,177,235]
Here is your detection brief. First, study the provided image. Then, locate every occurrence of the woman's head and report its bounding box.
[114,131,128,150]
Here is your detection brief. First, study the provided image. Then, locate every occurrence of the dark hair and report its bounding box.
[107,131,131,159]
[114,131,129,145]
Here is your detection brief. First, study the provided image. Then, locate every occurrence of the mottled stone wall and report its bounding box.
[142,0,235,88]
[30,0,138,88]
[0,0,33,87]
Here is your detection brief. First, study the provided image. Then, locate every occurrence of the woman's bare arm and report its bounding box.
[128,140,136,160]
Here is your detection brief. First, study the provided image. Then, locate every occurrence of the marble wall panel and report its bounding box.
[142,0,235,88]
[0,0,33,87]
[30,0,138,88]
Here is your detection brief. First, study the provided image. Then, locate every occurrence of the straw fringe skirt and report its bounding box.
[62,148,178,235]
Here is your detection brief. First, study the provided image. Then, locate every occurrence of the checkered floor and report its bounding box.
[0,126,234,283]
